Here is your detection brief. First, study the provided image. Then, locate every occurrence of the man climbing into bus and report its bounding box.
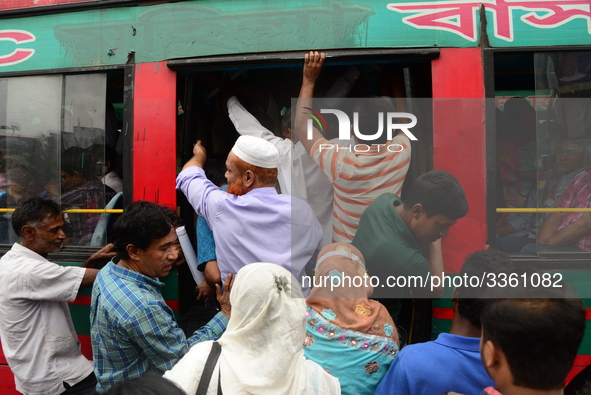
[0,197,114,395]
[219,65,365,247]
[352,170,468,320]
[176,135,323,295]
[222,82,334,249]
[375,248,509,395]
[293,51,412,243]
[90,201,231,392]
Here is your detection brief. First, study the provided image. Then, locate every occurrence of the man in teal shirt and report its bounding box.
[352,170,468,320]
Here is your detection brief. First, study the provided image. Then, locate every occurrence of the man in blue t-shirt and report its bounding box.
[375,249,512,395]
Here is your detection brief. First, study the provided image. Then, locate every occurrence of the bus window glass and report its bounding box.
[527,51,591,255]
[493,53,538,255]
[0,73,121,248]
[495,51,591,257]
[60,73,117,247]
[0,76,62,244]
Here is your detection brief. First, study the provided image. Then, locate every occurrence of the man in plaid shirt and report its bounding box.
[535,168,591,252]
[91,201,231,393]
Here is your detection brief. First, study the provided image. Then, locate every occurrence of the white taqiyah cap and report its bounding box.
[231,135,279,169]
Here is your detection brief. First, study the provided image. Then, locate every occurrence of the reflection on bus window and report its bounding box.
[496,50,591,254]
[529,138,591,253]
[0,72,124,247]
[497,137,590,253]
[0,75,62,245]
[60,146,116,246]
[496,98,537,213]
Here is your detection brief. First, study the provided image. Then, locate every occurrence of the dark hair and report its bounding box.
[102,375,185,395]
[11,197,62,237]
[204,158,228,188]
[105,145,117,167]
[403,170,468,219]
[351,97,397,145]
[159,205,184,228]
[111,201,173,260]
[481,271,586,390]
[456,248,513,327]
[62,146,95,180]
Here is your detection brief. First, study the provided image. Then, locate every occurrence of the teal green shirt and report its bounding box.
[352,193,430,318]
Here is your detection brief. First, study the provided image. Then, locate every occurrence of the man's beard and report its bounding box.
[226,179,246,196]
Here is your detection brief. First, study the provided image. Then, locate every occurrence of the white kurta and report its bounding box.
[0,243,92,395]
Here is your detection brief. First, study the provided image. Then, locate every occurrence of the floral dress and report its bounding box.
[303,306,399,395]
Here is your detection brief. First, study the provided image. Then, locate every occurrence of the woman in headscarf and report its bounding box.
[304,243,400,395]
[164,262,340,395]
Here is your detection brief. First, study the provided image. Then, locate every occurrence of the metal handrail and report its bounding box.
[0,209,124,213]
[497,208,591,213]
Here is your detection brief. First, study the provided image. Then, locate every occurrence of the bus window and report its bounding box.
[0,70,124,250]
[494,50,591,259]
[529,51,591,256]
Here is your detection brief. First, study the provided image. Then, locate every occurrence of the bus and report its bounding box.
[0,0,590,393]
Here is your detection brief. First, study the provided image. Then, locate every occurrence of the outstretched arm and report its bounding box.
[294,51,326,154]
[82,243,116,268]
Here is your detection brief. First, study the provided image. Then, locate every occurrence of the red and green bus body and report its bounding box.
[0,0,590,393]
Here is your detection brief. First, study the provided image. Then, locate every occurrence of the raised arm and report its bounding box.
[177,141,225,224]
[182,140,207,171]
[82,243,116,268]
[227,96,280,143]
[294,51,326,154]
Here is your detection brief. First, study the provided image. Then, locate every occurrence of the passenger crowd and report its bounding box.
[0,51,587,395]
[495,97,591,254]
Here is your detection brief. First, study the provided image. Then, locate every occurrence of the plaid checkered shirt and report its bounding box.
[91,262,228,392]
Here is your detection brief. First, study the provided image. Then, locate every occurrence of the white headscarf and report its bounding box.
[164,262,340,395]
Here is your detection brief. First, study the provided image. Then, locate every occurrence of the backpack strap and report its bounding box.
[195,342,222,395]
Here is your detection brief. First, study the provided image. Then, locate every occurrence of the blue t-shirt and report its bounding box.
[196,184,227,269]
[374,333,494,395]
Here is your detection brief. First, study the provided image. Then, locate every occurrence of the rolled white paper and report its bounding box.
[175,226,205,285]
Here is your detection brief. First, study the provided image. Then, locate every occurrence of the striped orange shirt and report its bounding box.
[311,135,411,242]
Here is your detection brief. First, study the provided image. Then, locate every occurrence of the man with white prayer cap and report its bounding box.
[176,135,323,295]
